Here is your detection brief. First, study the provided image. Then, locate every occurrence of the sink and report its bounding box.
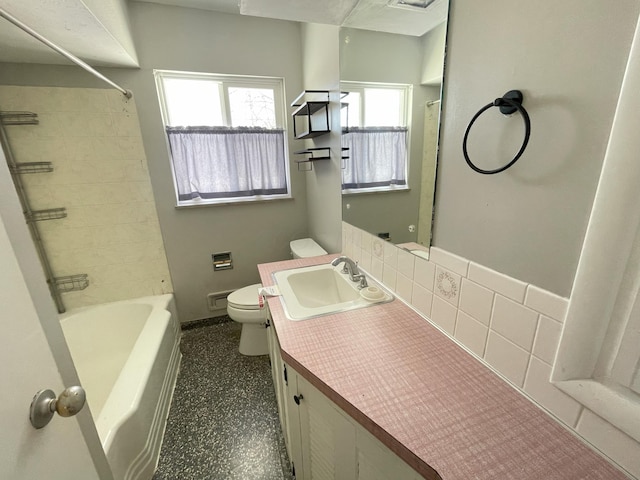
[272,263,393,320]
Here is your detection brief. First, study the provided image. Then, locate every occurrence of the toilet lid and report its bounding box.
[227,283,263,310]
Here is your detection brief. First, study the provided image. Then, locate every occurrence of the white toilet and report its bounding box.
[227,238,328,355]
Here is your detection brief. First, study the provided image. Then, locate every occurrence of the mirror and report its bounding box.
[339,1,448,259]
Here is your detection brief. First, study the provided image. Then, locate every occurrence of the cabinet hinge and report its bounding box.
[283,364,288,385]
[292,462,296,479]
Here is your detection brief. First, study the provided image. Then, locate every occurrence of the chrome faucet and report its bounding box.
[331,256,368,289]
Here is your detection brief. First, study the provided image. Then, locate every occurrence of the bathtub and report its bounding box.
[60,294,182,480]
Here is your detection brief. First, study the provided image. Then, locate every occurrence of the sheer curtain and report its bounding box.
[166,126,287,200]
[341,127,408,189]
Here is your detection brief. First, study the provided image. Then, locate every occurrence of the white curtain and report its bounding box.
[341,127,408,189]
[166,126,287,200]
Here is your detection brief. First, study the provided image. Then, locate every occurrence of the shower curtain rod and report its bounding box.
[0,7,132,98]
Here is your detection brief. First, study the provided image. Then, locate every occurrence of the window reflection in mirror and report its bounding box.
[339,3,447,258]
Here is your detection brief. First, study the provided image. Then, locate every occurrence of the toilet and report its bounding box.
[227,238,328,355]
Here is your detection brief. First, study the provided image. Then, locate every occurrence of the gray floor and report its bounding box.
[153,317,294,480]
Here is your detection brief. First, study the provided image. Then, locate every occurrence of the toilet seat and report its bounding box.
[227,283,262,311]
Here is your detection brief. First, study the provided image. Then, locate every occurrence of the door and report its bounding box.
[0,150,109,479]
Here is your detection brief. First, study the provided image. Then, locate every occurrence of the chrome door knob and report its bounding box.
[30,386,86,429]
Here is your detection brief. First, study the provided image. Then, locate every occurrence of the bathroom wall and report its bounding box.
[0,85,172,310]
[339,28,438,245]
[299,23,342,254]
[433,0,640,297]
[342,222,640,478]
[0,3,310,321]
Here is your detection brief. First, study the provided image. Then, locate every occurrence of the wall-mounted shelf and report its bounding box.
[291,90,330,139]
[0,111,39,126]
[26,208,67,223]
[11,162,54,174]
[52,274,89,293]
[294,148,330,171]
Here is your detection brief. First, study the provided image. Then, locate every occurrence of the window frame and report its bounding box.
[340,81,412,195]
[154,70,291,207]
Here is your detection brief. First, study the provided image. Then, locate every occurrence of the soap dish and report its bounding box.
[360,286,386,302]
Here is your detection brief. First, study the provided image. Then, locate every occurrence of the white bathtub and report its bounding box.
[60,294,182,480]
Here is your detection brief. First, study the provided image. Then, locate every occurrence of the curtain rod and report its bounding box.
[426,99,441,107]
[0,7,132,98]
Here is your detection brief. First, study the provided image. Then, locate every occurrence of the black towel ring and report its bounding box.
[463,90,531,175]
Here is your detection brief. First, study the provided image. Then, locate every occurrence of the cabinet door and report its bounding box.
[267,320,293,463]
[355,426,424,480]
[294,373,357,480]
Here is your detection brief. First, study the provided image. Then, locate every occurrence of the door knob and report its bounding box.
[29,386,86,429]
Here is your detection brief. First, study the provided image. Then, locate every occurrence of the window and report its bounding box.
[341,82,411,193]
[155,71,290,206]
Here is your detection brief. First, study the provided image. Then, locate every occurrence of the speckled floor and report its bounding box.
[153,317,293,480]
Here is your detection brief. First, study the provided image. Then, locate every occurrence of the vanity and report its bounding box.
[259,255,628,480]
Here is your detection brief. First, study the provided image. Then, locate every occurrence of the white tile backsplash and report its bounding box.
[532,315,563,365]
[577,410,640,479]
[411,284,433,318]
[484,332,531,387]
[396,248,416,279]
[429,247,469,277]
[525,285,569,322]
[395,272,413,301]
[434,265,461,307]
[342,223,638,476]
[454,310,488,358]
[431,296,458,334]
[524,357,582,427]
[468,262,527,303]
[459,278,494,326]
[491,295,539,351]
[413,256,435,291]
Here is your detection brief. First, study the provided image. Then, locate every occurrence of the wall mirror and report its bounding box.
[339,0,448,259]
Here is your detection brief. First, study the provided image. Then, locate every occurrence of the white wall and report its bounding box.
[433,0,640,297]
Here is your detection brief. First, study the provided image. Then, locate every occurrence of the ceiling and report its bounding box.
[0,0,447,67]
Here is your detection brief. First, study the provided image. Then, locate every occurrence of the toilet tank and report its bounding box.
[290,238,328,259]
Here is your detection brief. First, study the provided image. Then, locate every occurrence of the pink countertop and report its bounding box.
[259,255,627,480]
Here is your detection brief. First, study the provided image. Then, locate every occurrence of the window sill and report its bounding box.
[342,186,410,196]
[175,194,293,209]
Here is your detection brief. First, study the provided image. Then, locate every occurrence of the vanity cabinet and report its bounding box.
[267,320,425,480]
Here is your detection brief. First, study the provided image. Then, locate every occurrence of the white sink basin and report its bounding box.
[273,264,393,320]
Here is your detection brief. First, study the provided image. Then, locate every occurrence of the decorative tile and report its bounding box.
[491,295,539,352]
[434,265,461,307]
[372,238,384,259]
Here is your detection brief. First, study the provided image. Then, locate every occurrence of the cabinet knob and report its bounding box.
[294,394,304,405]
